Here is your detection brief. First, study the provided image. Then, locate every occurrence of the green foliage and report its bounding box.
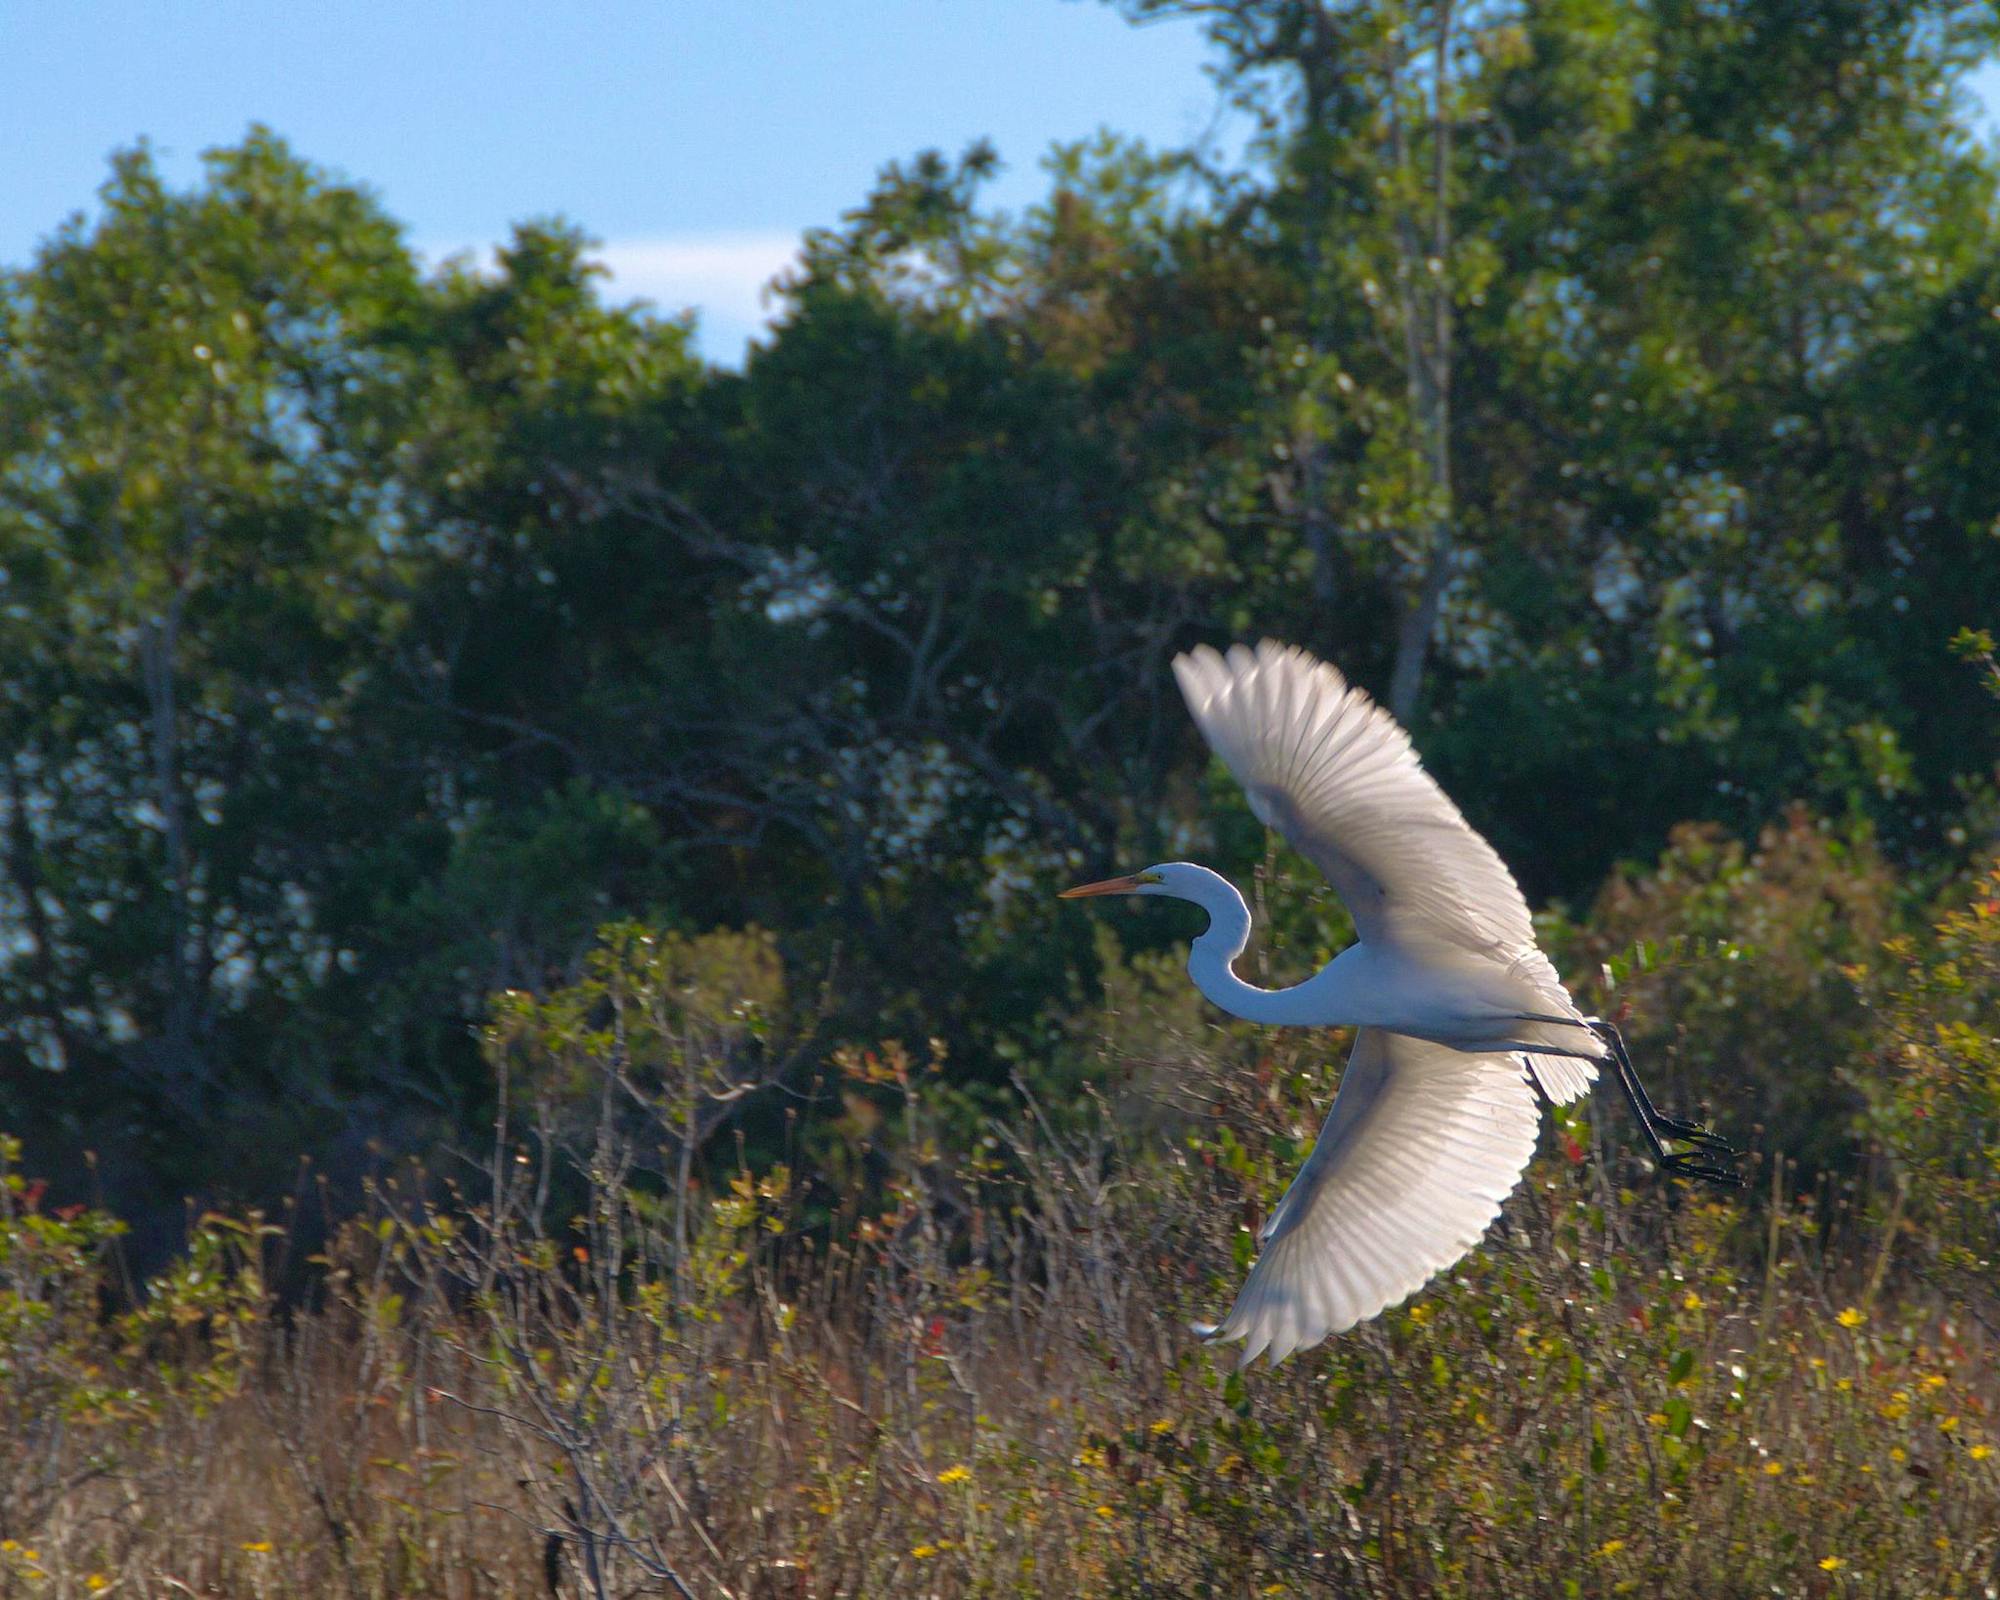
[1866,866,2000,1284]
[0,0,1997,1410]
[8,13,2000,1593]
[0,131,432,1121]
[2,926,1999,1594]
[0,1135,139,1465]
[1577,808,1902,1175]
[0,1132,271,1572]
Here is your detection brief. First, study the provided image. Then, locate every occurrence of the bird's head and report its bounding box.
[1059,862,1223,904]
[1060,862,1252,955]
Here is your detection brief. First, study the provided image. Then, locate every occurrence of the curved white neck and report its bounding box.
[1179,872,1332,1027]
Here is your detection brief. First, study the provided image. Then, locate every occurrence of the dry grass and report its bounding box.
[10,854,2000,1599]
[6,1005,2000,1600]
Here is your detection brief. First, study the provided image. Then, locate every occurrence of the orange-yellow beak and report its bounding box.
[1059,873,1148,899]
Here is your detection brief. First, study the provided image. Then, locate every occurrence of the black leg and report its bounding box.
[1590,1021,1740,1154]
[1588,1019,1744,1188]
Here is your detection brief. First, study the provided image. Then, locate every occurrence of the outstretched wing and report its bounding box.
[1173,639,1595,1104]
[1173,640,1535,961]
[1200,1029,1540,1366]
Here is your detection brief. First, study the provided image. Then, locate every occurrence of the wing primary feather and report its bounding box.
[1203,1030,1540,1365]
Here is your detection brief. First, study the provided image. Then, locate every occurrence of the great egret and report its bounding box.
[1062,640,1738,1364]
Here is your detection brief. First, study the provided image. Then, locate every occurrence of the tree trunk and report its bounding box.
[4,754,72,1072]
[1388,532,1453,721]
[1387,0,1455,726]
[1297,3,1343,615]
[138,593,209,1099]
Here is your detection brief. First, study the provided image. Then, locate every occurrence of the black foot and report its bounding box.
[1652,1115,1741,1155]
[1662,1151,1745,1188]
[1587,1018,1746,1188]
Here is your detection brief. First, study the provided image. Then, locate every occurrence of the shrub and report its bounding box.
[4,911,2000,1596]
[1575,807,1902,1178]
[1864,863,2000,1295]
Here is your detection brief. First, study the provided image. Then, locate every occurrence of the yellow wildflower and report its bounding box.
[241,1542,273,1554]
[1942,1415,1961,1433]
[1836,1306,1866,1329]
[1921,1373,1948,1390]
[1970,1444,1994,1461]
[938,1464,971,1486]
[87,1578,110,1594]
[1095,1504,1115,1519]
[911,1543,939,1559]
[1763,1461,1784,1476]
[1149,1418,1174,1436]
[1596,1539,1626,1558]
[1820,1555,1846,1572]
[1683,1291,1702,1312]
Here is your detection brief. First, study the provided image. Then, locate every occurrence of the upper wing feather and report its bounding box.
[1174,640,1597,1105]
[1200,1029,1539,1365]
[1172,640,1537,963]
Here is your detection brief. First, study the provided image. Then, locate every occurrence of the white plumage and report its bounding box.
[1196,1030,1540,1364]
[1063,639,1737,1365]
[1172,641,1597,1105]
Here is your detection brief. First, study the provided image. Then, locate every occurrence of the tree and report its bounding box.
[1113,0,1997,890]
[1114,0,1520,719]
[0,131,430,1154]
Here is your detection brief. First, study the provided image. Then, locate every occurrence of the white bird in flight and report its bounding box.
[1061,640,1738,1365]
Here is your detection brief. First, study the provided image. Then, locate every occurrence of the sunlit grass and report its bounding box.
[3,852,1999,1597]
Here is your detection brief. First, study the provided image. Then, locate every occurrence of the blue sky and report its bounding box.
[4,2,1994,364]
[2,1,1240,361]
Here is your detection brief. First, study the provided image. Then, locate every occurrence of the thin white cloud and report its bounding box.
[417,230,803,366]
[593,231,802,361]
